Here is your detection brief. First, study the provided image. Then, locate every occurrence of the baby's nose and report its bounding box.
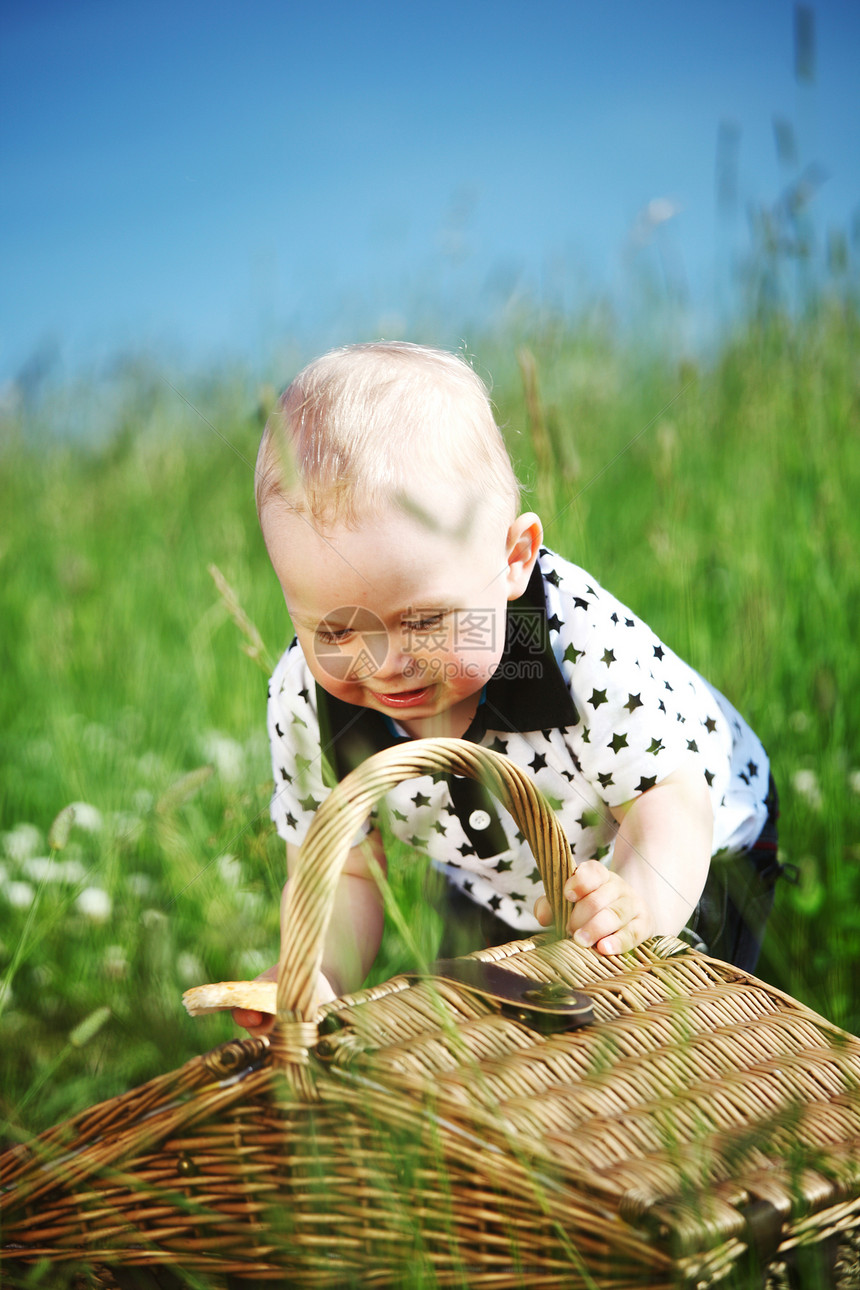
[372,633,414,681]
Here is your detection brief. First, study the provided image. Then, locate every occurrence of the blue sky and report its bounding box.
[1,0,858,387]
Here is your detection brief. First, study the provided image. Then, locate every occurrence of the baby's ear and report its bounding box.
[505,512,543,598]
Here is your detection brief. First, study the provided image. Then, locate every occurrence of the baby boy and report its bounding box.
[234,342,777,1033]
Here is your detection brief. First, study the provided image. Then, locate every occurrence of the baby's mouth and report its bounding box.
[375,687,432,708]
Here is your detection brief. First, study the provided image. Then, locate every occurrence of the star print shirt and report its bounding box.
[265,547,770,932]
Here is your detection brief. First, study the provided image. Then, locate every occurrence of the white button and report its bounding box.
[469,809,491,830]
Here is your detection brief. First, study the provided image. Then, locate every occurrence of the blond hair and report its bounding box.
[255,342,520,528]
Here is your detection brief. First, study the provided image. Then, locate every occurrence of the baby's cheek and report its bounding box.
[428,650,493,694]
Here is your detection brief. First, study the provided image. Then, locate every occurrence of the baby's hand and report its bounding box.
[231,968,336,1037]
[534,861,655,955]
[231,963,278,1037]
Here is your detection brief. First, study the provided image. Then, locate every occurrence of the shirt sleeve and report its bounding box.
[550,562,734,810]
[267,641,331,846]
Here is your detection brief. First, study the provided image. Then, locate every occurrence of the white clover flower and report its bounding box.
[177,952,205,985]
[76,887,112,921]
[239,949,271,978]
[24,856,87,884]
[23,856,56,881]
[108,812,144,845]
[138,751,168,781]
[6,881,35,908]
[237,891,265,916]
[201,731,245,784]
[103,945,128,979]
[792,768,823,810]
[82,724,114,755]
[68,801,104,833]
[216,853,243,885]
[2,823,43,863]
[127,873,154,898]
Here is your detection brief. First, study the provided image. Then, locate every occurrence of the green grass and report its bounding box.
[1,301,859,1286]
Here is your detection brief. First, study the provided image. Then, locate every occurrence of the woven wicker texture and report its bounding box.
[2,738,859,1288]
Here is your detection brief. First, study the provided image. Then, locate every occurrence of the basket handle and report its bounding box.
[276,737,574,1024]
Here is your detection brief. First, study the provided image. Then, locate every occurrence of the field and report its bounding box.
[1,300,859,1284]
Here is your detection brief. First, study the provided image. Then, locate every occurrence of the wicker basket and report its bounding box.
[2,738,860,1288]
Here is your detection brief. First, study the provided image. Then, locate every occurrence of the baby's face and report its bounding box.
[263,490,536,738]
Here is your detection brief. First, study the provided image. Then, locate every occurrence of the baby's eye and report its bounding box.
[403,612,446,632]
[316,627,354,646]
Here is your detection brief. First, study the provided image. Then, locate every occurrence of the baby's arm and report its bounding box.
[232,829,386,1034]
[536,757,713,955]
[293,828,388,995]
